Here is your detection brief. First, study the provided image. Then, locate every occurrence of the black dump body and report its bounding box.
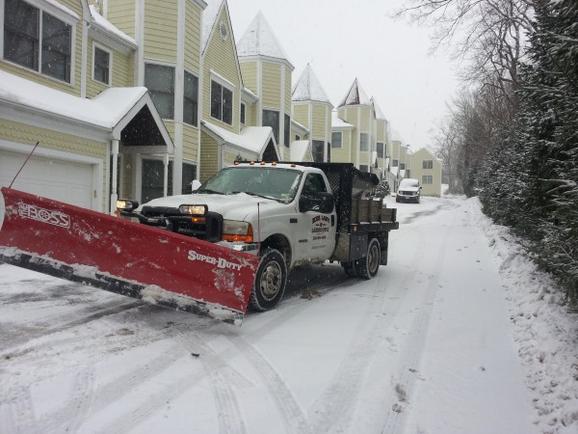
[282,162,399,264]
[283,162,387,229]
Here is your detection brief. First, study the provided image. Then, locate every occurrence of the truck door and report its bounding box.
[297,173,337,261]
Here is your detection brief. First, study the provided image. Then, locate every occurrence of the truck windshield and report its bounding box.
[197,167,302,203]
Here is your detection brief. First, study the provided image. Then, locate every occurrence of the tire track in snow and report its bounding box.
[85,316,252,434]
[381,206,456,434]
[1,384,37,434]
[229,336,313,434]
[1,300,142,357]
[174,326,249,434]
[308,235,427,433]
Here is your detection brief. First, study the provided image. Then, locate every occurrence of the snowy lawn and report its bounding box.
[0,195,576,433]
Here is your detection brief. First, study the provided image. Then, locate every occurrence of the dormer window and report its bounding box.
[93,44,111,85]
[3,0,72,83]
[219,22,228,40]
[211,80,233,125]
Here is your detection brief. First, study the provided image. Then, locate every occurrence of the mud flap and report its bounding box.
[0,188,259,324]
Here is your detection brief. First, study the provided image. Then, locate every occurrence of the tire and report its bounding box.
[250,248,287,311]
[342,261,358,278]
[355,238,381,280]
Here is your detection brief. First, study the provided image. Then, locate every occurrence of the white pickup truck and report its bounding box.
[119,162,399,311]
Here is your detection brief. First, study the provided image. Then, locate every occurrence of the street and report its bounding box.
[0,196,575,434]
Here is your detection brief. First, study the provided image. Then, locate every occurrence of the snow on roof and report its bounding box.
[0,70,146,129]
[371,97,387,120]
[242,86,258,102]
[237,12,291,64]
[290,140,311,161]
[201,0,225,53]
[339,78,371,107]
[331,111,354,129]
[202,120,274,155]
[291,118,309,133]
[89,5,136,47]
[292,64,331,104]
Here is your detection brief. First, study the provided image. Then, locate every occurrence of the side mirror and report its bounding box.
[299,192,334,214]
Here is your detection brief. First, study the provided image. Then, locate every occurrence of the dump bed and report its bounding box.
[283,162,396,231]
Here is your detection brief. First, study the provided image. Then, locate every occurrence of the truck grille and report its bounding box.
[141,206,223,242]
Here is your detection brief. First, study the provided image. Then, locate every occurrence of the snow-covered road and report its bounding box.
[1,196,576,434]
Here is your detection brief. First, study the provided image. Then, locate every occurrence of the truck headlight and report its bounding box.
[116,199,139,212]
[223,220,254,243]
[179,204,207,215]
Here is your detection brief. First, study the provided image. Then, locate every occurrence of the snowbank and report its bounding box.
[473,198,578,433]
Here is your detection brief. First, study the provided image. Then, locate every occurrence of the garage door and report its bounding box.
[0,150,95,209]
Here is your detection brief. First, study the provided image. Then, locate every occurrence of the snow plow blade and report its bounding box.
[0,188,260,324]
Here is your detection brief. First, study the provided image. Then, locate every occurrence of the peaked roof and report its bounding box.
[292,64,332,105]
[339,78,371,107]
[201,0,226,53]
[371,97,387,120]
[237,12,292,66]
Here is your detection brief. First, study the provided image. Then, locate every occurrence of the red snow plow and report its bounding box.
[0,188,259,324]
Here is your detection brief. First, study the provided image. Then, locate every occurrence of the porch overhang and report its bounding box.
[0,70,173,153]
[201,121,279,160]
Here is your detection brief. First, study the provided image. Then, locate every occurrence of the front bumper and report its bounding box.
[217,241,260,255]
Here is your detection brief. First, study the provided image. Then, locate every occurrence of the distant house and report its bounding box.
[408,147,442,197]
[371,97,389,178]
[237,11,294,161]
[199,1,278,181]
[330,111,355,164]
[332,78,392,179]
[291,64,333,163]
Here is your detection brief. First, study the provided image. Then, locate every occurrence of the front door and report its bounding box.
[296,173,336,262]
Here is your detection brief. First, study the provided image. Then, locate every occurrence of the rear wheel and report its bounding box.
[250,249,287,311]
[355,238,381,280]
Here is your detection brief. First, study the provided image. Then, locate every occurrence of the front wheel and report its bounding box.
[250,249,287,311]
[355,238,381,280]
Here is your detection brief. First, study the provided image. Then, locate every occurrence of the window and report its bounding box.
[240,103,246,124]
[332,132,342,148]
[392,159,399,167]
[284,114,290,148]
[145,64,175,119]
[181,162,198,193]
[42,12,72,82]
[3,0,72,82]
[184,71,199,126]
[312,140,324,163]
[400,163,406,170]
[376,142,384,158]
[423,160,433,169]
[141,159,197,201]
[210,80,233,124]
[422,175,433,185]
[359,165,368,172]
[302,173,327,196]
[360,133,369,151]
[262,109,280,143]
[93,45,110,85]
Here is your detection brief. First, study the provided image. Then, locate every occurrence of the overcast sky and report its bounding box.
[227,0,459,150]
